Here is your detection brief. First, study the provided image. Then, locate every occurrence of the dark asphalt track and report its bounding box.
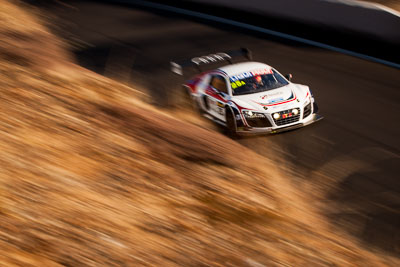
[42,0,400,256]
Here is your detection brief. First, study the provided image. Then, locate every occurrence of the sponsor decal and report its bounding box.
[231,80,246,89]
[269,98,284,103]
[281,113,293,119]
[255,92,297,107]
[207,98,225,115]
[230,72,253,82]
[230,68,273,82]
[277,109,299,119]
[251,68,273,76]
[260,91,283,100]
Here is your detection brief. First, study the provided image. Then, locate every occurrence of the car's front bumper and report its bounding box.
[236,113,323,135]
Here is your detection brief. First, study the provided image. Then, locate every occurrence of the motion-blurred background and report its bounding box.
[0,0,399,265]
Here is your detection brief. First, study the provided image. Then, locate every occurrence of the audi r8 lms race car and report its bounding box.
[171,48,322,135]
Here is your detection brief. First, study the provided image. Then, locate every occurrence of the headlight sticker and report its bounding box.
[243,111,265,118]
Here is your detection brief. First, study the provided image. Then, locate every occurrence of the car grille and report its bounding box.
[273,108,300,126]
[246,116,272,128]
[303,103,312,119]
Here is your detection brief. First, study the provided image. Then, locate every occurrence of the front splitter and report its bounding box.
[237,113,323,135]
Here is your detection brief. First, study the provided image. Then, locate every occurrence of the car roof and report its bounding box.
[217,61,272,77]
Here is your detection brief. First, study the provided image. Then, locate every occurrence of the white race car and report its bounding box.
[171,48,322,135]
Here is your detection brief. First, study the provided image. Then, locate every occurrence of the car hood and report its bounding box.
[232,84,300,111]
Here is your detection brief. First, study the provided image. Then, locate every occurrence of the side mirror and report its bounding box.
[285,74,293,81]
[217,91,226,98]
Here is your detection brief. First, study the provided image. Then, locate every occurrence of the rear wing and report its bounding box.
[170,47,252,76]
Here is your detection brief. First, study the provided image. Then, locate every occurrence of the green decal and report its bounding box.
[231,81,245,89]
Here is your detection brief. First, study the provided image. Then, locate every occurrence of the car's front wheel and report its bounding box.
[225,108,238,138]
[313,101,319,113]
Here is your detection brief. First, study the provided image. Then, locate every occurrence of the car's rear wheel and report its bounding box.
[179,85,191,107]
[180,85,204,114]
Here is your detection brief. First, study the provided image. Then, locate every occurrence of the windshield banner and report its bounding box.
[230,68,272,81]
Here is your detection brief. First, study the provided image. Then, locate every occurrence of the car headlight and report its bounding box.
[273,113,280,119]
[243,110,265,119]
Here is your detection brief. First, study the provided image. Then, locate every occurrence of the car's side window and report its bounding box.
[210,75,228,94]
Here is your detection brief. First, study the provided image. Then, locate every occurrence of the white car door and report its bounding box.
[205,74,229,121]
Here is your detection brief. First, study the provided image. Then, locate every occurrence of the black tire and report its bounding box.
[313,102,319,113]
[183,86,191,99]
[225,108,238,139]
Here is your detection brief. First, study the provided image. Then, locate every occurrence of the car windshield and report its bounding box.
[230,69,289,96]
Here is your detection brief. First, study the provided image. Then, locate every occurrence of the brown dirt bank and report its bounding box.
[359,0,400,12]
[0,1,398,266]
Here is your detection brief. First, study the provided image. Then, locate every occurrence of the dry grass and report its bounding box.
[0,0,398,266]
